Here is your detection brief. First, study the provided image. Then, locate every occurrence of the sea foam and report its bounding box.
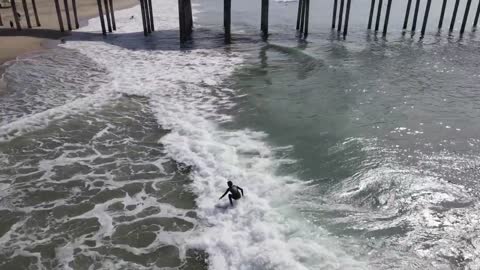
[54,0,366,269]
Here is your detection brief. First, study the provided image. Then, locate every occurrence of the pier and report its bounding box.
[2,0,480,43]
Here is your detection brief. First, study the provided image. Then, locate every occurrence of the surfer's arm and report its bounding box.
[238,186,244,196]
[219,189,229,199]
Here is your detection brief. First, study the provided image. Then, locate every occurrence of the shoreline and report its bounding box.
[0,0,139,67]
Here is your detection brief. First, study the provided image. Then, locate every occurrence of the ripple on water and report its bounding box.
[0,97,206,269]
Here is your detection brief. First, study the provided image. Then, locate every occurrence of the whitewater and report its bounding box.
[3,0,480,269]
[0,0,365,269]
[62,1,368,269]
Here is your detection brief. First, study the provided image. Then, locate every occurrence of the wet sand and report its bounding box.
[0,0,138,65]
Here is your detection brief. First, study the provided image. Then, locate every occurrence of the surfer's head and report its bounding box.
[227,181,233,187]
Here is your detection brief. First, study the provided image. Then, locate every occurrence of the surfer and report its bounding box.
[219,181,244,206]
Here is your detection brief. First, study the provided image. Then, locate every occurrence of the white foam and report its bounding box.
[48,0,366,268]
[0,89,119,142]
[327,137,480,268]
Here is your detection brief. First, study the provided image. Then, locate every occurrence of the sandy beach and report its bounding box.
[0,0,138,65]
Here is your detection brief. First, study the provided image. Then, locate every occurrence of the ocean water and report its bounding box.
[1,0,480,269]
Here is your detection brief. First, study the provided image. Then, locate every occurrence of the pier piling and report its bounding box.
[338,0,344,32]
[21,0,32,28]
[178,0,183,39]
[72,0,79,28]
[421,0,432,37]
[141,0,148,36]
[411,0,420,33]
[148,0,154,31]
[261,0,269,36]
[332,0,337,29]
[438,0,447,29]
[383,0,392,36]
[31,0,41,26]
[11,0,22,30]
[337,0,344,32]
[224,0,231,42]
[297,0,303,29]
[304,0,309,37]
[375,0,383,32]
[474,0,480,28]
[178,0,192,41]
[63,0,72,30]
[343,0,351,37]
[403,0,412,31]
[5,0,476,43]
[144,0,151,33]
[104,0,112,32]
[450,0,460,32]
[96,0,106,35]
[54,0,65,31]
[108,0,116,30]
[460,0,472,34]
[299,0,306,34]
[296,0,305,35]
[186,0,193,34]
[368,0,375,30]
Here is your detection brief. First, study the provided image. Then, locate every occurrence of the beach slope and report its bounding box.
[0,0,138,64]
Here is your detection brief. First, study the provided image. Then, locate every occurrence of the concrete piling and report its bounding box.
[177,0,183,40]
[338,0,344,32]
[304,0,309,37]
[141,0,148,36]
[178,0,193,42]
[460,0,472,34]
[53,0,64,31]
[186,0,193,34]
[297,0,304,29]
[5,0,480,42]
[224,0,231,42]
[438,0,447,29]
[368,0,376,30]
[332,0,337,29]
[31,0,41,26]
[11,0,22,30]
[148,0,154,31]
[261,0,269,36]
[295,0,309,37]
[144,0,151,33]
[375,0,383,32]
[411,0,420,33]
[449,0,460,32]
[96,0,106,35]
[63,0,73,30]
[108,0,116,30]
[421,0,432,37]
[343,0,351,37]
[403,0,412,31]
[104,0,113,32]
[299,0,306,34]
[474,0,480,28]
[21,0,32,28]
[72,0,79,28]
[383,0,392,36]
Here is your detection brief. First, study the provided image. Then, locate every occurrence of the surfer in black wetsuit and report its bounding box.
[219,181,244,206]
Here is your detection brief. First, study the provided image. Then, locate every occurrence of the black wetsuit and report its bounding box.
[230,186,241,200]
[220,185,244,206]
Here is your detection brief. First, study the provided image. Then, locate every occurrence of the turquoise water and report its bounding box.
[198,0,480,268]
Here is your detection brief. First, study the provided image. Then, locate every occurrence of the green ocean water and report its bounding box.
[1,0,480,268]
[198,0,480,267]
